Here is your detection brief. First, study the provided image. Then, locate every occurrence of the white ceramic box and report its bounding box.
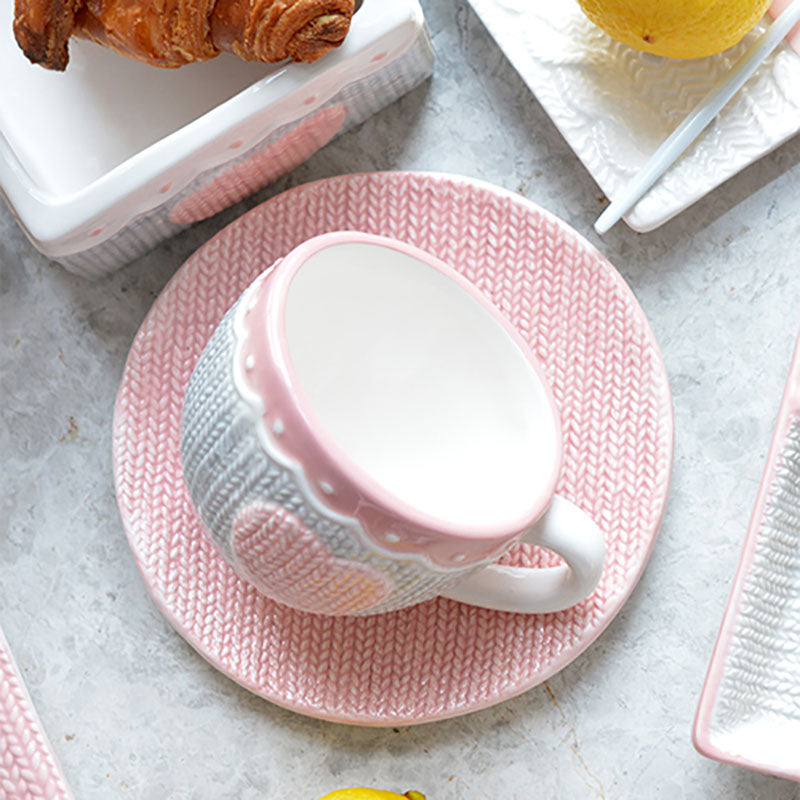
[0,0,433,278]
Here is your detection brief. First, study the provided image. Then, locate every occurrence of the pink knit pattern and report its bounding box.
[112,172,673,725]
[231,503,394,614]
[0,629,73,800]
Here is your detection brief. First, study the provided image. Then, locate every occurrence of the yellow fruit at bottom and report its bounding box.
[317,790,425,800]
[576,0,772,58]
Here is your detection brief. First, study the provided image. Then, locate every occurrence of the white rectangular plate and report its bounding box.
[466,0,800,231]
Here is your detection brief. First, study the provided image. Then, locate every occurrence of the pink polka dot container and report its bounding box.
[0,0,433,278]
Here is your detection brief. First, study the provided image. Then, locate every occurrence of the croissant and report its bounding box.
[14,0,355,71]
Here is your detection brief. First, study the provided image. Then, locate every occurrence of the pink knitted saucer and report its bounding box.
[112,172,673,726]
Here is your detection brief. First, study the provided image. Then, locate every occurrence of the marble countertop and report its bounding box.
[3,1,800,798]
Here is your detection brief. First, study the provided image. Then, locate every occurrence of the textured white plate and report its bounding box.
[694,332,800,783]
[466,0,800,231]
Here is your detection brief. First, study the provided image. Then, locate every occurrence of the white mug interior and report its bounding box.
[283,240,560,534]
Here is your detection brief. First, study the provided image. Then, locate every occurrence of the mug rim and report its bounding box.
[262,230,564,543]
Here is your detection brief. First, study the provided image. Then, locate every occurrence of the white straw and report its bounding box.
[594,0,800,235]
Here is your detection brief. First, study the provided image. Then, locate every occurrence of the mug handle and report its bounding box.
[440,495,606,614]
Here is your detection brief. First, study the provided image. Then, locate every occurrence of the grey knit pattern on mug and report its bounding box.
[179,296,465,615]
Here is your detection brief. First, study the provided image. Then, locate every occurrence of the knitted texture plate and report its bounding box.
[112,172,673,725]
[466,0,800,232]
[0,627,73,800]
[694,332,800,782]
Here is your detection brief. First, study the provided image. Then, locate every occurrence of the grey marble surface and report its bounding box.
[3,1,800,798]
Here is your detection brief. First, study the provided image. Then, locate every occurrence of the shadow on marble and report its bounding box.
[599,131,800,287]
[703,755,800,797]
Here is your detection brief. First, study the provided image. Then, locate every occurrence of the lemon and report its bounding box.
[576,0,772,58]
[317,790,425,800]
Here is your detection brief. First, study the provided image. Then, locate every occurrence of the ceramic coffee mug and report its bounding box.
[179,231,605,616]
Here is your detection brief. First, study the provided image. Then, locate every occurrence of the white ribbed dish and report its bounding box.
[694,332,800,783]
[466,0,800,232]
[0,0,433,277]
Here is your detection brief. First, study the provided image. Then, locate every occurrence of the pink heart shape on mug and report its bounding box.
[231,502,394,615]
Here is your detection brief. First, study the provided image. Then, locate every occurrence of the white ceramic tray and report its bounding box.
[466,0,800,232]
[694,332,800,782]
[0,0,433,277]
